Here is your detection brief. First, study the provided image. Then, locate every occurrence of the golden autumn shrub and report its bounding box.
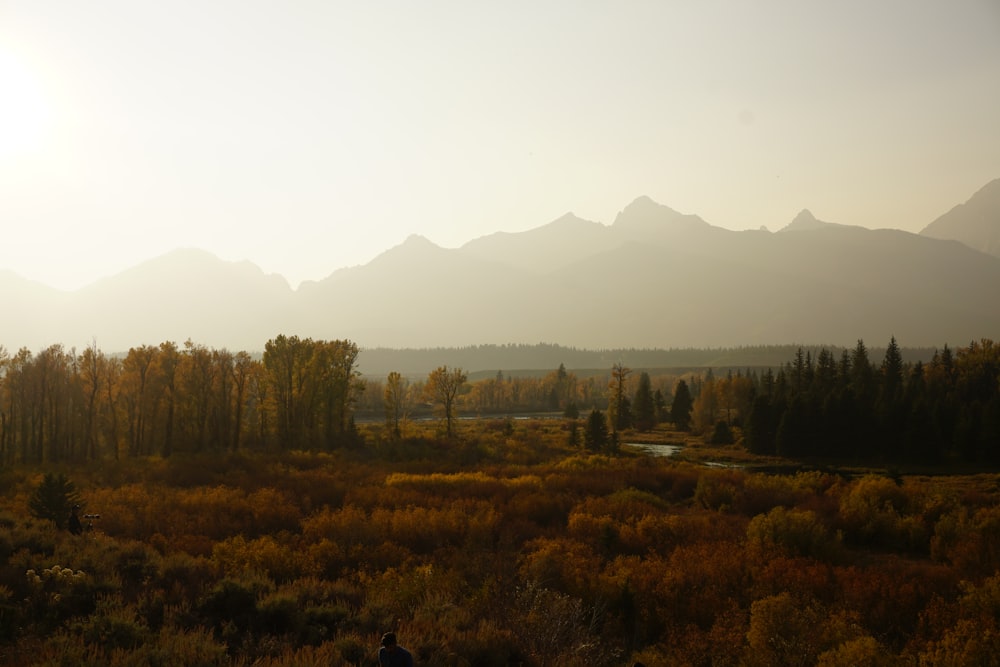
[520,537,602,601]
[7,418,1000,665]
[693,468,744,510]
[838,475,932,552]
[751,556,837,603]
[917,618,1000,667]
[746,506,844,561]
[155,550,218,605]
[815,635,894,667]
[931,505,1000,578]
[835,558,957,651]
[213,534,317,583]
[247,487,303,536]
[655,540,750,631]
[744,592,823,666]
[736,470,841,516]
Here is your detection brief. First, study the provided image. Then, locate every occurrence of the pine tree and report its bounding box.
[585,408,609,452]
[633,372,656,432]
[653,389,667,423]
[670,380,694,431]
[881,336,904,403]
[29,473,82,530]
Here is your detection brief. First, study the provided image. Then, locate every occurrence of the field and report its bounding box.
[2,419,1000,666]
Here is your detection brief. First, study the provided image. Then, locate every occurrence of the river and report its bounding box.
[625,443,682,457]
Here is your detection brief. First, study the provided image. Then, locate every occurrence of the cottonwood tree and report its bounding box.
[383,371,409,438]
[263,334,312,449]
[692,370,719,434]
[79,342,103,461]
[156,341,181,457]
[609,363,632,441]
[262,335,361,450]
[312,339,362,447]
[425,365,467,438]
[230,351,254,452]
[121,344,159,458]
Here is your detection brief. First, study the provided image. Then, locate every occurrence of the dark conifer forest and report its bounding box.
[744,338,1000,465]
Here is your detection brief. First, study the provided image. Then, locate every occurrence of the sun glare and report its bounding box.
[0,49,50,157]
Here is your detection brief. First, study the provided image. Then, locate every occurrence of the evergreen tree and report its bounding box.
[653,389,668,424]
[745,395,776,455]
[710,420,734,444]
[814,348,837,396]
[851,339,875,399]
[29,472,83,530]
[585,408,609,452]
[881,336,904,403]
[633,372,656,432]
[567,419,580,448]
[792,348,808,393]
[670,380,693,431]
[878,336,907,458]
[775,396,810,457]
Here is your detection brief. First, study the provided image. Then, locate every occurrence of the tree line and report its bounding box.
[357,342,938,377]
[0,335,688,465]
[4,333,996,466]
[742,338,1000,464]
[0,336,363,464]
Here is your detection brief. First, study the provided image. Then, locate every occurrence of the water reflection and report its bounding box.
[626,443,681,457]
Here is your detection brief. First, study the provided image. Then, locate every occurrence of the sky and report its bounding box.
[2,1,999,291]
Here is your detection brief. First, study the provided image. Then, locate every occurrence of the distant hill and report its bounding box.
[920,178,1000,258]
[2,184,999,358]
[355,343,939,379]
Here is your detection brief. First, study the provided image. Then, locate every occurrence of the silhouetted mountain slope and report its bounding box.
[0,271,70,350]
[2,189,999,353]
[296,234,535,348]
[461,213,608,272]
[67,249,294,352]
[921,178,1000,258]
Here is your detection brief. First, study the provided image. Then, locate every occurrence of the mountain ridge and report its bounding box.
[3,182,999,353]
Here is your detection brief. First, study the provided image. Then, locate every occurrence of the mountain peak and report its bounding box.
[368,234,444,265]
[612,196,708,233]
[780,209,832,232]
[794,209,817,223]
[397,233,433,246]
[615,196,678,221]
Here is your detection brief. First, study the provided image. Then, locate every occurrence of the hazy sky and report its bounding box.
[2,1,998,291]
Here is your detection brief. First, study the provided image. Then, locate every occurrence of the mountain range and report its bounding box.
[3,179,999,355]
